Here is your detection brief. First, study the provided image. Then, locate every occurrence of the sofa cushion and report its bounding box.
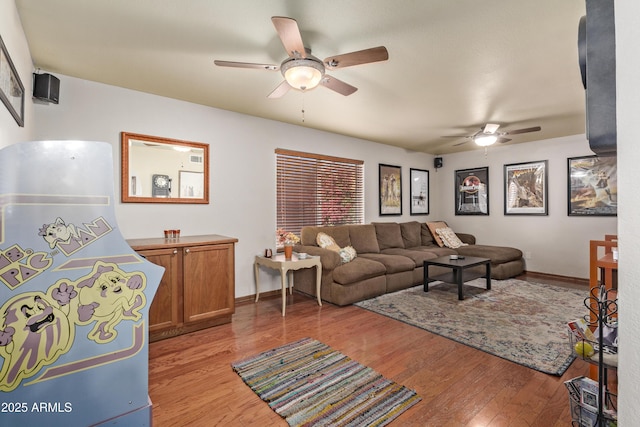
[349,224,380,254]
[420,223,436,246]
[359,253,415,273]
[426,221,449,247]
[455,244,523,263]
[379,248,439,266]
[301,225,351,247]
[373,222,405,250]
[332,257,386,285]
[400,221,422,248]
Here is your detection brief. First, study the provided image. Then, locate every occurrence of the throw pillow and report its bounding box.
[436,227,468,249]
[426,221,449,247]
[317,232,340,251]
[317,232,357,263]
[339,246,357,263]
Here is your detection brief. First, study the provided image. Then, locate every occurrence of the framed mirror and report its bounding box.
[121,132,209,204]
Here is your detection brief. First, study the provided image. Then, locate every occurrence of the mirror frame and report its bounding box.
[120,132,210,204]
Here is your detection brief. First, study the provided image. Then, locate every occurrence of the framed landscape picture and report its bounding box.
[504,160,548,215]
[568,155,617,216]
[409,168,429,215]
[379,164,402,215]
[455,167,489,215]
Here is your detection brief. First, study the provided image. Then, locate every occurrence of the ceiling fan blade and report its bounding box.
[267,81,291,99]
[497,137,512,144]
[271,16,306,58]
[320,75,358,96]
[503,126,541,135]
[483,123,500,134]
[214,60,279,71]
[453,140,469,146]
[324,46,389,69]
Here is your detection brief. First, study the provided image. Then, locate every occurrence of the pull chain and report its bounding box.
[301,92,305,123]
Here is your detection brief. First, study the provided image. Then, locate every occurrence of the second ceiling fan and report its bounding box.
[214,16,389,98]
[449,123,542,147]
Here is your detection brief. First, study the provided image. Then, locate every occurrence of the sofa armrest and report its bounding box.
[456,233,476,245]
[294,245,341,270]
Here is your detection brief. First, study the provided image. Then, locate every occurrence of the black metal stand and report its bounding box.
[585,284,618,426]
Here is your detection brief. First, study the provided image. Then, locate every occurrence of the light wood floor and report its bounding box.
[148,274,595,426]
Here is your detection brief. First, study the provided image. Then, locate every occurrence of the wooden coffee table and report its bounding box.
[423,256,491,300]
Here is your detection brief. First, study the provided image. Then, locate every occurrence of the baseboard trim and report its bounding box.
[236,289,282,306]
[235,271,589,306]
[522,270,589,286]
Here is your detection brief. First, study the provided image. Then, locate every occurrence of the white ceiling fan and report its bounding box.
[214,16,389,98]
[446,123,542,147]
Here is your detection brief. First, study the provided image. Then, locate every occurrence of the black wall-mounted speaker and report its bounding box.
[33,73,60,104]
[579,0,616,156]
[434,157,443,169]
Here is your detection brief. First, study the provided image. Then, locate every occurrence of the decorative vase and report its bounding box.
[284,244,293,259]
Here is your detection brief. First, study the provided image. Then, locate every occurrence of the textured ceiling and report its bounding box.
[16,0,587,154]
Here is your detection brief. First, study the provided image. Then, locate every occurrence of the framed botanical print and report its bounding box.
[379,164,402,215]
[504,160,548,215]
[410,168,429,215]
[568,155,617,216]
[455,167,489,215]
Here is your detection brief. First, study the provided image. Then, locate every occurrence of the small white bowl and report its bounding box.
[298,253,308,259]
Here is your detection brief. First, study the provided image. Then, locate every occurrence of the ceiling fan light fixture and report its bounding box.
[281,58,325,91]
[474,133,498,146]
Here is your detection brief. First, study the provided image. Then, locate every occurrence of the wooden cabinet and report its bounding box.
[128,234,237,342]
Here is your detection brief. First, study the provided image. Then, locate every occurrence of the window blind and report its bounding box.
[276,149,364,239]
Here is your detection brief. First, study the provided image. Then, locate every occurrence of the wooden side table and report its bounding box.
[254,253,322,316]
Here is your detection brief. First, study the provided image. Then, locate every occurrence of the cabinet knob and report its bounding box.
[185,248,190,254]
[173,249,178,255]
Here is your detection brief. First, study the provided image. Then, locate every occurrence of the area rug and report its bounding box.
[231,337,421,426]
[355,278,587,376]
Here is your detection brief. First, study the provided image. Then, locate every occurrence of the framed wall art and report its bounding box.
[410,168,429,215]
[455,167,489,215]
[568,155,617,216]
[504,160,548,215]
[0,35,25,127]
[379,164,402,215]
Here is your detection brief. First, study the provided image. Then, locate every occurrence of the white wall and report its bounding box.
[0,0,34,146]
[616,0,639,424]
[436,135,617,278]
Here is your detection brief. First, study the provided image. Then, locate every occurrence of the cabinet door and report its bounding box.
[183,243,235,324]
[138,247,182,334]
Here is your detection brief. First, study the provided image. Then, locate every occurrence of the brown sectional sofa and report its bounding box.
[292,221,524,306]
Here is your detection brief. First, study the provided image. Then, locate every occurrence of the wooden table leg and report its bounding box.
[280,268,288,316]
[254,261,260,302]
[315,263,322,306]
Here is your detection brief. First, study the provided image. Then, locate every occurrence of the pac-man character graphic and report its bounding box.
[38,217,81,249]
[0,292,75,392]
[73,262,146,344]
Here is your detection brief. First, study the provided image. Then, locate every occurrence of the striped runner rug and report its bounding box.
[231,337,421,426]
